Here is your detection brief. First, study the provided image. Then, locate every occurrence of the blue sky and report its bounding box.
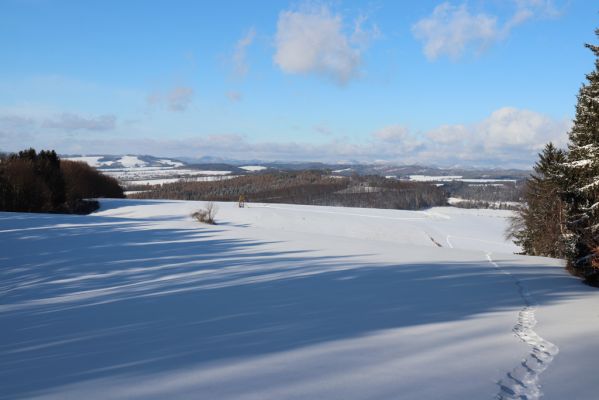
[0,0,597,167]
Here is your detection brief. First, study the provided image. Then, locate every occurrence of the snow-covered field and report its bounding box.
[1,200,598,399]
[101,168,234,187]
[408,175,517,183]
[239,165,267,172]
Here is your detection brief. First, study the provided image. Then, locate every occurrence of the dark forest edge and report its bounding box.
[0,148,124,214]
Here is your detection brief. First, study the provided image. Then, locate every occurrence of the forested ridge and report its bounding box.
[130,171,448,210]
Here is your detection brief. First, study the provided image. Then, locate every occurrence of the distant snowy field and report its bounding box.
[63,156,235,187]
[1,200,598,399]
[407,175,517,183]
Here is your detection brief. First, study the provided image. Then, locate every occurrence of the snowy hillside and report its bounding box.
[1,200,598,399]
[63,155,236,187]
[63,154,184,169]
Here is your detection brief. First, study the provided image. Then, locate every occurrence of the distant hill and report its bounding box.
[60,153,530,190]
[62,155,186,169]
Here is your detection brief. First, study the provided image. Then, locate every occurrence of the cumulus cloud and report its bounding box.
[412,1,561,61]
[372,125,411,143]
[425,124,470,145]
[479,107,567,149]
[147,86,194,112]
[371,125,425,155]
[423,107,570,165]
[273,5,377,84]
[1,107,570,168]
[42,113,116,131]
[232,28,256,77]
[412,3,498,60]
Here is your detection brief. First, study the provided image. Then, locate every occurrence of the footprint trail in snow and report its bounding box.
[486,253,559,400]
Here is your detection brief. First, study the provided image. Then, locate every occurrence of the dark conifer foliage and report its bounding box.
[509,143,567,258]
[561,29,599,282]
[511,28,599,284]
[0,149,124,214]
[0,149,64,212]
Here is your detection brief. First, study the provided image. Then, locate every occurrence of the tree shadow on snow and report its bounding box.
[0,208,589,399]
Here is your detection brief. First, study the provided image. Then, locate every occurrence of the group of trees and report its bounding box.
[444,181,525,203]
[0,148,124,214]
[511,30,599,284]
[131,171,448,210]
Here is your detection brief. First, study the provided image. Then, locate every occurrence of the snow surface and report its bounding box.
[1,200,598,399]
[62,156,234,187]
[118,155,148,168]
[408,175,517,183]
[158,159,184,167]
[240,165,267,171]
[100,169,234,187]
[63,156,113,168]
[193,170,232,175]
[63,156,184,170]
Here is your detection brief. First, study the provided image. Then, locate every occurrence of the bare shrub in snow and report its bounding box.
[192,202,218,224]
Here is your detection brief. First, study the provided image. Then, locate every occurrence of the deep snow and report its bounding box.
[1,200,598,399]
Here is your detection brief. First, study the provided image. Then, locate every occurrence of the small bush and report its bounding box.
[192,202,218,224]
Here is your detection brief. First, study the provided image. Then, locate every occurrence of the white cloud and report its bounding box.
[0,115,36,129]
[426,124,470,144]
[372,125,411,143]
[147,86,194,112]
[233,28,256,77]
[0,109,117,152]
[167,87,194,111]
[479,107,568,150]
[412,1,561,61]
[41,113,117,132]
[0,107,570,168]
[422,107,570,165]
[273,5,377,84]
[505,0,559,32]
[412,3,498,61]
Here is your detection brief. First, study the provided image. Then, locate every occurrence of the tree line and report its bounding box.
[444,181,525,203]
[130,171,448,210]
[0,148,124,214]
[510,29,599,285]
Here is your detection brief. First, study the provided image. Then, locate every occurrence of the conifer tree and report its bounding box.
[562,29,599,282]
[509,142,567,257]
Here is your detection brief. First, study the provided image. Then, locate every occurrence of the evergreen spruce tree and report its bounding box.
[509,142,567,257]
[562,29,599,282]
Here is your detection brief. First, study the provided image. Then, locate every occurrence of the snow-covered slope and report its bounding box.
[1,200,597,399]
[63,155,183,169]
[62,155,235,187]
